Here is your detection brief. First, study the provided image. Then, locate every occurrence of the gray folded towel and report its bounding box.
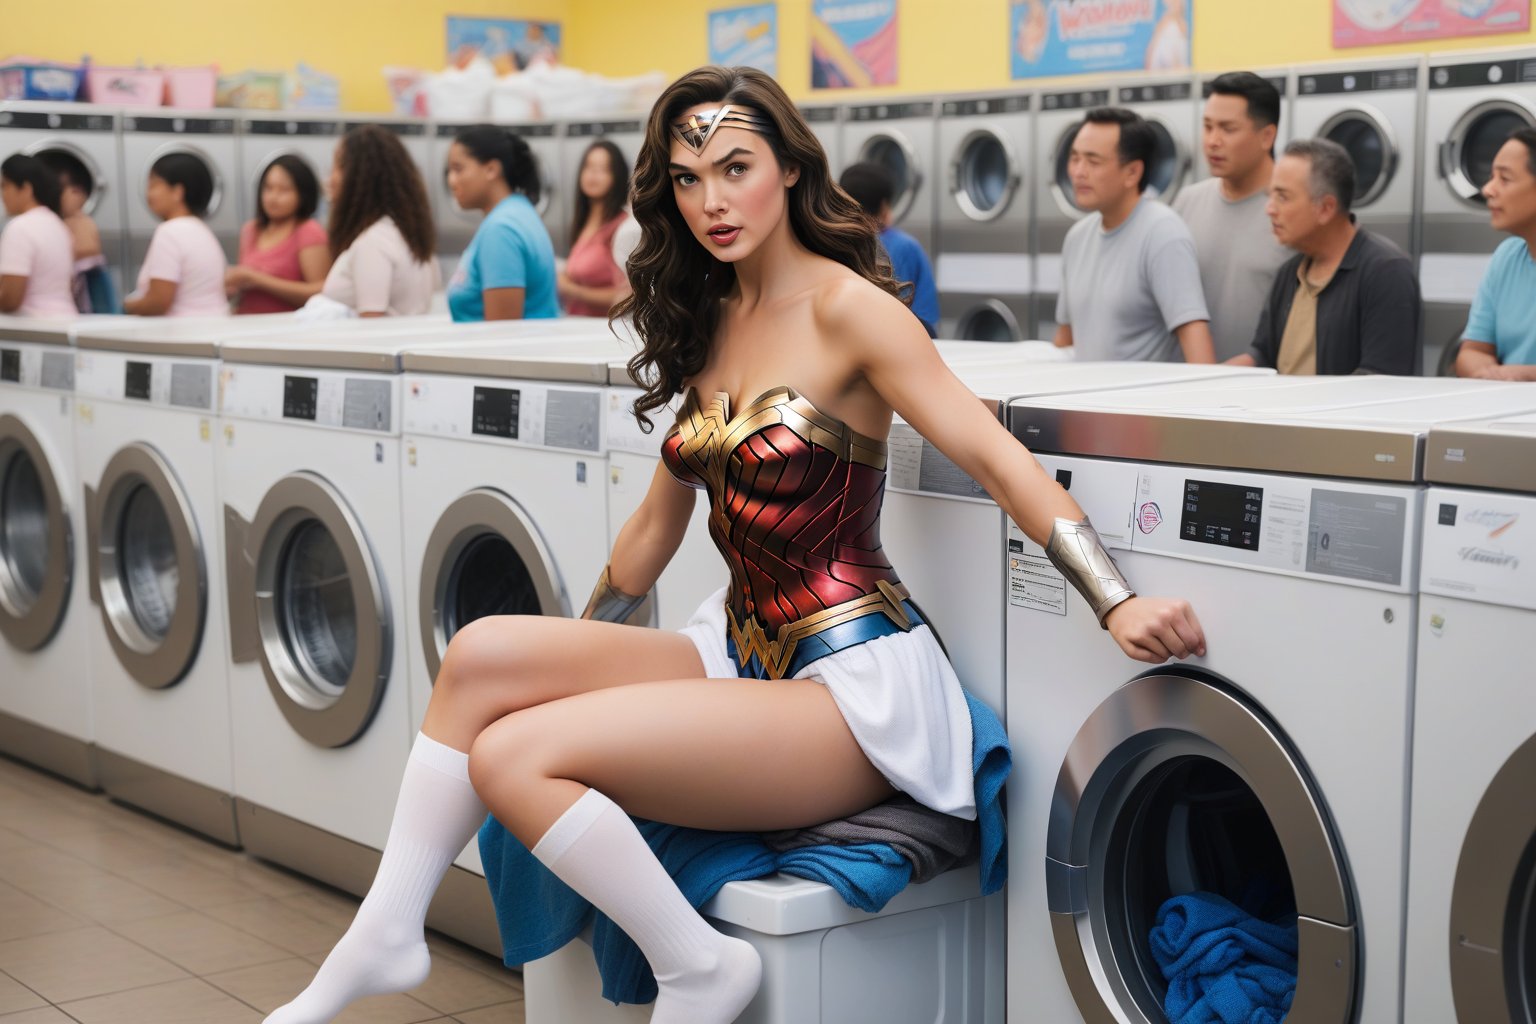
[760,794,978,884]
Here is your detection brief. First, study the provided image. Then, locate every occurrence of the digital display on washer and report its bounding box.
[1180,479,1263,551]
[472,386,521,439]
[125,361,152,400]
[283,375,319,420]
[0,349,18,383]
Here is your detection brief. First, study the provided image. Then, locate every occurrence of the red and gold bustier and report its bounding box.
[661,386,913,679]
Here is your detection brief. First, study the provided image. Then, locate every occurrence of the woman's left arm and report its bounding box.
[831,281,1206,663]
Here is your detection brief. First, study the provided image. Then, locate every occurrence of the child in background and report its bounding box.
[123,153,230,317]
[39,149,119,312]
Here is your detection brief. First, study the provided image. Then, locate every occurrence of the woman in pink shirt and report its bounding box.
[0,154,77,318]
[228,155,330,315]
[123,153,230,317]
[557,140,632,317]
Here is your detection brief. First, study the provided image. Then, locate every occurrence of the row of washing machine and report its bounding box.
[4,312,1536,1022]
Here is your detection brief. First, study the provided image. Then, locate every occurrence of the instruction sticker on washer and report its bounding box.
[1306,488,1406,586]
[1008,538,1067,615]
[887,424,924,493]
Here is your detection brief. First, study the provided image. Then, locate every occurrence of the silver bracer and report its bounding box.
[581,567,649,623]
[1045,517,1136,628]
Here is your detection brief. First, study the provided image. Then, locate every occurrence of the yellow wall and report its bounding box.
[10,0,1536,112]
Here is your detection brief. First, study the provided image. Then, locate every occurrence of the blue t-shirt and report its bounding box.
[880,226,939,336]
[448,194,560,322]
[1465,236,1536,366]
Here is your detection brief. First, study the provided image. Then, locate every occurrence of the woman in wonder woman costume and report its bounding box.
[266,66,1206,1024]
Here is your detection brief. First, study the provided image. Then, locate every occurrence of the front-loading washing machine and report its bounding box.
[1001,375,1536,1024]
[841,98,938,258]
[1192,68,1293,184]
[559,117,644,257]
[1404,410,1536,1024]
[119,109,242,283]
[1421,47,1536,373]
[0,101,129,297]
[431,118,561,269]
[1032,84,1110,337]
[935,91,1034,342]
[237,110,345,236]
[797,101,842,177]
[0,318,95,786]
[1292,58,1423,260]
[1113,75,1198,206]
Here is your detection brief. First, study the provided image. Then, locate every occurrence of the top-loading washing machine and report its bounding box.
[1032,84,1110,337]
[1421,47,1536,373]
[1291,58,1423,259]
[237,110,345,235]
[1404,409,1536,1024]
[118,108,241,286]
[1001,375,1536,1024]
[431,118,561,270]
[559,117,644,257]
[934,90,1034,341]
[0,318,96,786]
[797,101,842,179]
[1192,68,1293,184]
[0,101,128,297]
[840,98,938,258]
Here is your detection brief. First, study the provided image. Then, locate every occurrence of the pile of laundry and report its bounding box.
[1149,890,1299,1023]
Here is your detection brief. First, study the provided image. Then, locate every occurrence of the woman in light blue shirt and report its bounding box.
[445,126,559,321]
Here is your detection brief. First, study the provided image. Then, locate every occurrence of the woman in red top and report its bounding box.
[557,139,632,316]
[227,155,331,314]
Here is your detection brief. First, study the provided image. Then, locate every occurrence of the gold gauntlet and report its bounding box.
[581,567,651,624]
[1045,517,1136,628]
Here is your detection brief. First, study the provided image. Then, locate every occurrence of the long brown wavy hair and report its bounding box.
[614,66,900,430]
[328,125,435,263]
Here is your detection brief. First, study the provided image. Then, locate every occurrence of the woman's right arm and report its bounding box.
[588,461,698,615]
[233,243,332,307]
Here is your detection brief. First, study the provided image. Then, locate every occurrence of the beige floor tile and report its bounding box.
[0,972,45,1014]
[58,977,262,1023]
[111,910,291,976]
[203,958,442,1022]
[0,883,86,944]
[0,844,187,925]
[0,926,189,1003]
[203,896,347,956]
[381,953,522,1016]
[129,856,270,908]
[0,1007,76,1022]
[453,1002,526,1023]
[276,888,364,929]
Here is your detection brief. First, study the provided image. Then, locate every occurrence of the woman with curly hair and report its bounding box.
[313,125,438,317]
[266,66,1206,1024]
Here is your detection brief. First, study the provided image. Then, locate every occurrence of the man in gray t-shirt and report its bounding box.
[1175,72,1293,361]
[1055,108,1214,363]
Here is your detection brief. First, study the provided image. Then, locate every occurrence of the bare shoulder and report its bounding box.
[810,270,918,353]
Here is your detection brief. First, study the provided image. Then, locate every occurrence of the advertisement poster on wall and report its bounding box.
[1333,0,1530,47]
[709,4,779,75]
[1010,0,1193,80]
[810,0,899,89]
[446,17,561,74]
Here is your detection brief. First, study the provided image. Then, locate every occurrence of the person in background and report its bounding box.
[122,153,228,317]
[559,140,633,316]
[838,162,939,337]
[1175,72,1291,361]
[0,154,77,317]
[316,125,438,318]
[445,125,559,322]
[1455,128,1536,380]
[228,155,330,314]
[1237,138,1419,375]
[39,149,119,313]
[1055,108,1215,363]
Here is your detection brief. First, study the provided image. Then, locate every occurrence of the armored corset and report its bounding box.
[661,386,914,679]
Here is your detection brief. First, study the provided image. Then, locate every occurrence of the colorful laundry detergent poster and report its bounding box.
[1011,0,1193,80]
[811,0,899,89]
[1333,0,1529,47]
[710,4,779,75]
[446,17,562,74]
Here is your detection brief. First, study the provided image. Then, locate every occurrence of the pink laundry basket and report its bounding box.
[164,66,218,109]
[85,66,165,105]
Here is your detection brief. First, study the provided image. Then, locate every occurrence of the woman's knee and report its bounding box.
[466,711,548,795]
[434,615,536,698]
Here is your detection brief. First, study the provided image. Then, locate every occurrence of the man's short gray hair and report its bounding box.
[1284,137,1356,214]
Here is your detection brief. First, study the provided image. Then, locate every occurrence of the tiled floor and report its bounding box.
[0,755,525,1023]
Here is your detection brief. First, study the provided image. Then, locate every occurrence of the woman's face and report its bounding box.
[579,146,613,202]
[668,104,797,264]
[145,174,180,219]
[0,178,26,217]
[446,142,495,211]
[260,163,300,222]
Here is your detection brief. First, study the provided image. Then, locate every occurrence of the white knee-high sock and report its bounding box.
[533,789,762,1024]
[263,733,488,1024]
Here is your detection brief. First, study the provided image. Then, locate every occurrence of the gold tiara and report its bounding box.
[671,105,776,156]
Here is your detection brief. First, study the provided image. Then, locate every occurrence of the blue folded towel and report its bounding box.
[1149,891,1299,1024]
[480,690,1010,1006]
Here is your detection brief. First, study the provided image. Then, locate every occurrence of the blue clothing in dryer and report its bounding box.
[1464,236,1536,366]
[880,226,939,337]
[1150,890,1299,1024]
[479,690,1010,1006]
[447,193,559,322]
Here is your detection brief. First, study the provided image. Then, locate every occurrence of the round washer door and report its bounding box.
[950,129,1021,222]
[23,142,108,217]
[419,488,567,681]
[1047,671,1358,1023]
[1141,116,1190,202]
[249,472,390,749]
[1449,731,1536,1023]
[90,444,206,689]
[1052,124,1085,215]
[955,300,1023,342]
[0,415,72,652]
[859,132,923,224]
[1445,100,1536,207]
[1319,107,1399,209]
[144,143,225,218]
